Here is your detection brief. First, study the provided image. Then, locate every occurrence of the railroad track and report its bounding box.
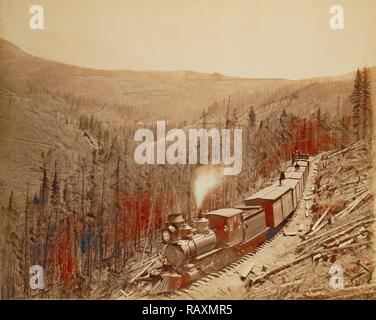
[137,157,321,299]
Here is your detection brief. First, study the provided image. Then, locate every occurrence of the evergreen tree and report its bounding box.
[63,180,69,204]
[317,107,321,124]
[350,69,362,140]
[89,114,95,133]
[248,106,256,129]
[201,107,207,128]
[8,190,14,211]
[40,167,49,206]
[51,161,60,205]
[361,68,372,138]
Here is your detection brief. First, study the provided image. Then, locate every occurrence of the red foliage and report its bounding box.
[120,190,173,240]
[259,118,340,176]
[56,219,75,284]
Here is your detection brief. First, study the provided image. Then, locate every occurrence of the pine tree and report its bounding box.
[341,116,350,146]
[248,106,256,129]
[201,108,207,128]
[51,161,60,205]
[40,167,49,206]
[361,68,372,138]
[317,107,321,124]
[3,190,21,299]
[89,114,95,133]
[63,180,69,204]
[351,69,362,140]
[225,96,231,129]
[8,190,14,211]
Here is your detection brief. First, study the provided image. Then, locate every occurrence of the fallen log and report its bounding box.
[306,221,328,237]
[343,186,367,201]
[297,218,374,257]
[335,189,373,220]
[338,238,354,247]
[280,279,304,288]
[303,283,376,299]
[323,231,366,249]
[341,175,367,186]
[311,208,330,231]
[250,241,372,287]
[297,215,372,248]
[239,262,255,281]
[128,254,159,272]
[283,231,298,237]
[133,275,153,283]
[324,139,367,160]
[129,258,156,284]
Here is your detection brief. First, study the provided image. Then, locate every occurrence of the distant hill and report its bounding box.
[0,37,293,122]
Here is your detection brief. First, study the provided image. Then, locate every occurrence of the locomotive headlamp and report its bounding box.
[162,225,176,243]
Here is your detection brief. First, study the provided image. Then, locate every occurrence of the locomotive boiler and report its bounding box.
[164,216,217,268]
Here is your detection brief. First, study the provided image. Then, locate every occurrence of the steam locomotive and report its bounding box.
[158,154,310,290]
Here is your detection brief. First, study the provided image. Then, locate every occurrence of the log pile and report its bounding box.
[249,241,372,287]
[296,217,374,257]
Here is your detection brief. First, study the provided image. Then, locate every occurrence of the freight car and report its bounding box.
[158,155,310,290]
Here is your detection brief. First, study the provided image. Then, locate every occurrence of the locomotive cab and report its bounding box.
[204,208,245,247]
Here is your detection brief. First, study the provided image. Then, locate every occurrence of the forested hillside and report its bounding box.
[0,37,373,299]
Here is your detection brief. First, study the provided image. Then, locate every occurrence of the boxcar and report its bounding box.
[284,178,300,209]
[297,160,309,182]
[286,170,304,196]
[244,185,294,228]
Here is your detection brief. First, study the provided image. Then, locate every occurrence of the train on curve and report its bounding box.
[157,154,310,291]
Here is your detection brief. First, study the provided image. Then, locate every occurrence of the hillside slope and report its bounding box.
[0,38,293,122]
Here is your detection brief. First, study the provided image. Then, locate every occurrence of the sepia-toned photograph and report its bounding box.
[0,0,375,303]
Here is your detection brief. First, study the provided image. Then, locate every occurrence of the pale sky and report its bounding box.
[0,0,376,79]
